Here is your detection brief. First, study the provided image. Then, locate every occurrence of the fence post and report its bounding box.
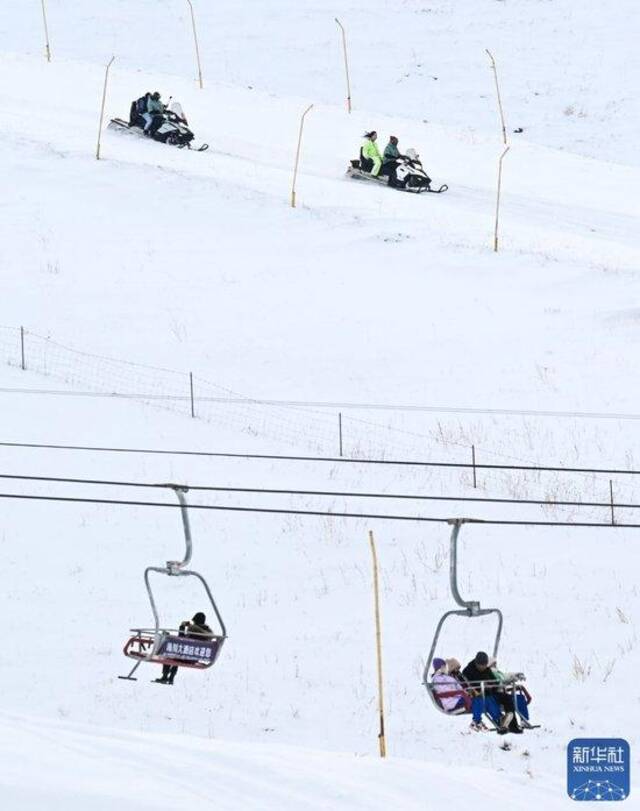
[339,412,343,457]
[41,0,52,62]
[609,480,615,526]
[185,0,204,89]
[290,104,314,208]
[20,326,25,370]
[189,372,195,418]
[368,530,387,758]
[96,56,115,160]
[472,444,477,488]
[334,18,352,113]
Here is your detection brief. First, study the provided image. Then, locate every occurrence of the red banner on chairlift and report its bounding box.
[158,636,217,662]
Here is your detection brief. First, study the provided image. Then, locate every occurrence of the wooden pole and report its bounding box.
[96,56,115,161]
[291,104,313,208]
[493,144,510,252]
[186,0,204,89]
[368,530,387,758]
[334,18,352,113]
[485,49,507,145]
[485,50,510,253]
[41,0,52,62]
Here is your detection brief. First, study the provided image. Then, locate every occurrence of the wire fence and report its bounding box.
[2,325,640,513]
[0,325,353,454]
[0,324,535,466]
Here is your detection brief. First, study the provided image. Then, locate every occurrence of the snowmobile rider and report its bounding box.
[381,135,405,187]
[360,131,383,176]
[143,91,165,135]
[155,612,214,685]
[383,135,404,163]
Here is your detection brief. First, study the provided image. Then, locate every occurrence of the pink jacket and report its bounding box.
[432,672,466,711]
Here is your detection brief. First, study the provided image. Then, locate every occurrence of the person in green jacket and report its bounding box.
[143,91,165,135]
[381,135,405,186]
[383,135,403,163]
[360,131,383,176]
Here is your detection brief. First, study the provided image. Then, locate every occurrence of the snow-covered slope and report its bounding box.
[0,1,638,808]
[2,714,573,811]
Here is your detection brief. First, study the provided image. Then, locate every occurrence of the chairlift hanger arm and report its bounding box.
[164,485,192,570]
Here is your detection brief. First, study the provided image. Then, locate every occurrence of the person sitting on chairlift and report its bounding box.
[437,656,502,731]
[489,656,530,727]
[431,658,469,713]
[155,612,214,685]
[463,651,521,734]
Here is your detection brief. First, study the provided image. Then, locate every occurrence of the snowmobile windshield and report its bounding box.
[167,101,185,118]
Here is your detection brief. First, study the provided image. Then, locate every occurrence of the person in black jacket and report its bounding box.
[463,651,520,733]
[462,650,495,686]
[155,612,214,685]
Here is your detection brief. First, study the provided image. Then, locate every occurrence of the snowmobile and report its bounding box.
[108,99,209,152]
[347,148,447,193]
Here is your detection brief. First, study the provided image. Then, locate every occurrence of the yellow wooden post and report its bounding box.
[485,49,509,252]
[334,18,352,113]
[96,56,115,160]
[485,49,507,145]
[368,530,387,757]
[493,144,510,252]
[41,0,52,62]
[290,104,313,208]
[186,0,204,89]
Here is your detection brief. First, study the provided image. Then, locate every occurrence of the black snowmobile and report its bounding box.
[347,148,447,193]
[108,96,208,152]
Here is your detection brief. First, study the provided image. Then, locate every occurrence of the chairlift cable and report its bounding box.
[0,471,639,511]
[1,440,640,478]
[0,490,638,528]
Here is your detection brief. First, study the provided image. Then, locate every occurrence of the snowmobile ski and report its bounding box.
[346,164,447,194]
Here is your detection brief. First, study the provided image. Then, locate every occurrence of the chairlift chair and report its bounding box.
[423,519,538,731]
[119,486,227,681]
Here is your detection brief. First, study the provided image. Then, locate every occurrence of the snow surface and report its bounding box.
[0,1,639,807]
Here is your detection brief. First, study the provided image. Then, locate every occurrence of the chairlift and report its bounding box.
[119,486,227,681]
[423,519,538,730]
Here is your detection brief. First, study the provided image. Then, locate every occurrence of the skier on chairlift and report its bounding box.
[463,651,522,734]
[433,656,501,731]
[488,656,532,726]
[154,612,214,685]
